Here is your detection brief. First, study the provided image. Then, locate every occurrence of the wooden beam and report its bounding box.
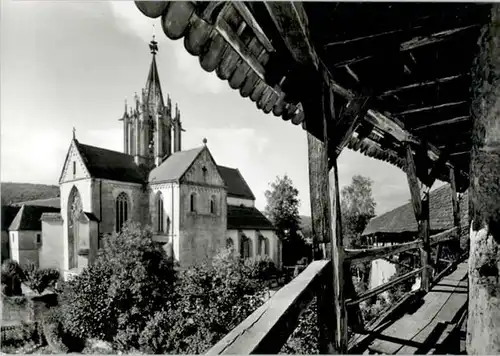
[330,93,372,157]
[332,24,480,67]
[345,240,421,263]
[346,267,425,306]
[405,144,432,292]
[413,116,470,131]
[263,2,319,68]
[430,227,459,246]
[206,260,330,355]
[232,2,275,53]
[449,166,462,260]
[394,101,467,116]
[380,74,465,97]
[400,24,480,51]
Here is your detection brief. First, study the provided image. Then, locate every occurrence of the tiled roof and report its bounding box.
[2,205,21,231]
[76,141,145,184]
[149,146,204,183]
[362,184,469,236]
[217,166,255,200]
[227,205,274,230]
[40,212,62,221]
[9,205,60,231]
[12,197,60,209]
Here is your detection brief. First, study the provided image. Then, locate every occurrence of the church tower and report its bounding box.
[120,33,184,168]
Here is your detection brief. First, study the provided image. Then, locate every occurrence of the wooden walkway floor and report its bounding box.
[360,262,469,354]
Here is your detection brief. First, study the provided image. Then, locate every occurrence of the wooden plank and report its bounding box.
[397,276,468,354]
[346,267,425,306]
[366,262,468,355]
[206,260,330,355]
[345,240,422,263]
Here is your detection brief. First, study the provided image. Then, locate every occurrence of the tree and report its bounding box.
[59,222,177,351]
[264,175,303,265]
[341,175,376,248]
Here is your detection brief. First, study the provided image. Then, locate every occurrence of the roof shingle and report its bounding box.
[9,205,60,231]
[76,141,145,184]
[217,166,255,200]
[362,184,469,236]
[227,205,274,230]
[148,146,204,183]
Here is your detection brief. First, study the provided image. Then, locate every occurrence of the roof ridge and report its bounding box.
[78,142,131,157]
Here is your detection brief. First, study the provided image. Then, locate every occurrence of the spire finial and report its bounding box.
[203,138,207,146]
[72,127,76,140]
[149,24,158,55]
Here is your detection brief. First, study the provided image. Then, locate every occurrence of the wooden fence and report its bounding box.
[206,226,463,355]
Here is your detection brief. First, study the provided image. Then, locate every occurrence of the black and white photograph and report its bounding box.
[1,1,499,354]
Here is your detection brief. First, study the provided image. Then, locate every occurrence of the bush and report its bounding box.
[23,263,60,294]
[59,222,176,351]
[138,248,274,354]
[1,259,25,296]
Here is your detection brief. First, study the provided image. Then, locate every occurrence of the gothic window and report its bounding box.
[240,234,251,259]
[210,195,216,214]
[259,235,270,256]
[115,192,129,232]
[68,186,82,269]
[190,193,196,212]
[157,192,164,233]
[72,161,76,176]
[226,237,234,250]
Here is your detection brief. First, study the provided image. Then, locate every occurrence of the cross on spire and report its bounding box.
[149,24,158,55]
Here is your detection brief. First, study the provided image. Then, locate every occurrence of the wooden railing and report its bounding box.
[206,227,464,355]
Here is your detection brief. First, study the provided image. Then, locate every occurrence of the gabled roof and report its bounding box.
[227,205,274,230]
[9,205,60,231]
[2,205,21,231]
[362,184,469,236]
[11,197,60,209]
[76,140,145,184]
[148,146,205,183]
[217,166,255,200]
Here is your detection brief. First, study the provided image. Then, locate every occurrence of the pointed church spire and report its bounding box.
[145,26,163,111]
[72,127,76,140]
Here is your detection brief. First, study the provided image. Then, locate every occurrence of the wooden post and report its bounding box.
[449,166,462,262]
[405,144,431,292]
[467,4,500,354]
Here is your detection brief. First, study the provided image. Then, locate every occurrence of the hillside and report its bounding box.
[1,182,59,205]
[300,215,312,231]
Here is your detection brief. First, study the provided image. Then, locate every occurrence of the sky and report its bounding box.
[0,1,445,217]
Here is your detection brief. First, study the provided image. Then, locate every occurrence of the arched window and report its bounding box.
[190,193,196,212]
[210,195,216,214]
[226,237,234,250]
[240,234,252,259]
[157,192,164,233]
[115,192,129,232]
[259,235,270,256]
[67,186,82,269]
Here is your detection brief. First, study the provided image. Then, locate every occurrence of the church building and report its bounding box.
[7,37,281,280]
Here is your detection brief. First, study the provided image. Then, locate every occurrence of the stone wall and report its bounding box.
[40,219,64,271]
